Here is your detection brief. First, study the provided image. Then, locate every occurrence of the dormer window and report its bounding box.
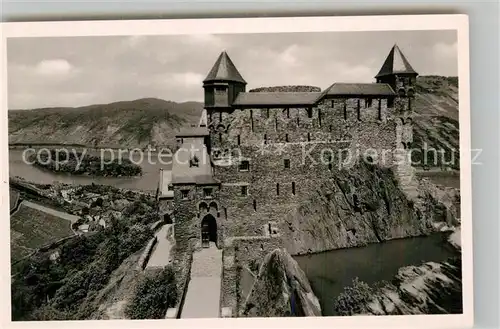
[239,160,250,172]
[189,155,200,168]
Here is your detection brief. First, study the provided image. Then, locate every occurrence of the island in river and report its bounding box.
[27,149,142,178]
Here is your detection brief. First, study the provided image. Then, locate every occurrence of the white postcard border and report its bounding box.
[0,14,472,329]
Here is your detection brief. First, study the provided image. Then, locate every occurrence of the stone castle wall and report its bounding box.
[171,184,223,252]
[206,96,408,241]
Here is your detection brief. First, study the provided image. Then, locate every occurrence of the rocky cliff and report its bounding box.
[241,249,321,317]
[281,161,459,255]
[333,257,462,315]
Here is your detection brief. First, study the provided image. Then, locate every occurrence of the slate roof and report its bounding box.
[171,139,217,185]
[323,83,396,97]
[232,92,321,107]
[204,51,246,84]
[375,44,418,78]
[175,126,210,138]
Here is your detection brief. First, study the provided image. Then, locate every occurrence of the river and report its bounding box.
[294,233,459,316]
[8,149,171,192]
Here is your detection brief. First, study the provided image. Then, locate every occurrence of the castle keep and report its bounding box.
[159,44,418,251]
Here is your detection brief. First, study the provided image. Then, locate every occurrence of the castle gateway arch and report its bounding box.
[201,214,217,248]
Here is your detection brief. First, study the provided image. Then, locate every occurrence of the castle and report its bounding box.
[158,44,418,253]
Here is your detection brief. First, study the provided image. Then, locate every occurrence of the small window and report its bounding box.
[237,135,241,145]
[357,99,361,121]
[292,182,296,195]
[343,101,347,120]
[239,160,250,172]
[253,199,257,211]
[329,125,333,132]
[241,185,248,196]
[307,108,313,118]
[307,132,311,142]
[284,159,290,169]
[331,99,335,107]
[285,134,289,142]
[276,183,280,196]
[365,98,373,108]
[250,110,254,132]
[388,98,395,108]
[266,108,270,118]
[203,188,213,199]
[264,134,267,145]
[181,190,189,200]
[377,99,382,120]
[285,108,290,118]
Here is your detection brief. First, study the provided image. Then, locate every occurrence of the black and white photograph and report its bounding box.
[1,15,472,327]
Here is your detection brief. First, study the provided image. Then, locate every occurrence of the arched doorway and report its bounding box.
[201,214,217,248]
[164,213,173,224]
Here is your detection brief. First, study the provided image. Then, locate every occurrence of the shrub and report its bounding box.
[126,267,178,319]
[333,278,373,315]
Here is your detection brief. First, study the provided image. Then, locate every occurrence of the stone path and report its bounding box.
[181,244,223,319]
[146,224,174,268]
[22,200,80,224]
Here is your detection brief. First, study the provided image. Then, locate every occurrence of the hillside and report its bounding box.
[412,76,459,169]
[8,98,203,149]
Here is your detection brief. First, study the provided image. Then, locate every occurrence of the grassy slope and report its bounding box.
[8,98,203,149]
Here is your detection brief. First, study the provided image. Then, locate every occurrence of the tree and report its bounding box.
[333,278,373,315]
[126,267,178,319]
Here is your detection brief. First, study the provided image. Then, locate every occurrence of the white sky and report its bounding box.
[7,30,457,109]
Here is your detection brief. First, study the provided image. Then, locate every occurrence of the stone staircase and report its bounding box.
[181,244,223,318]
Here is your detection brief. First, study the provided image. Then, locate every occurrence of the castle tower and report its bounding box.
[375,44,418,98]
[376,45,420,200]
[203,51,246,116]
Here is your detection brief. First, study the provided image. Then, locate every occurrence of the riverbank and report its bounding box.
[294,231,460,316]
[332,256,462,316]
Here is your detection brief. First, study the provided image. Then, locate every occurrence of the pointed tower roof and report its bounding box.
[204,51,246,84]
[375,44,418,78]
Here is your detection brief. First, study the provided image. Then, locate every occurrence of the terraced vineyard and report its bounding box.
[10,204,74,263]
